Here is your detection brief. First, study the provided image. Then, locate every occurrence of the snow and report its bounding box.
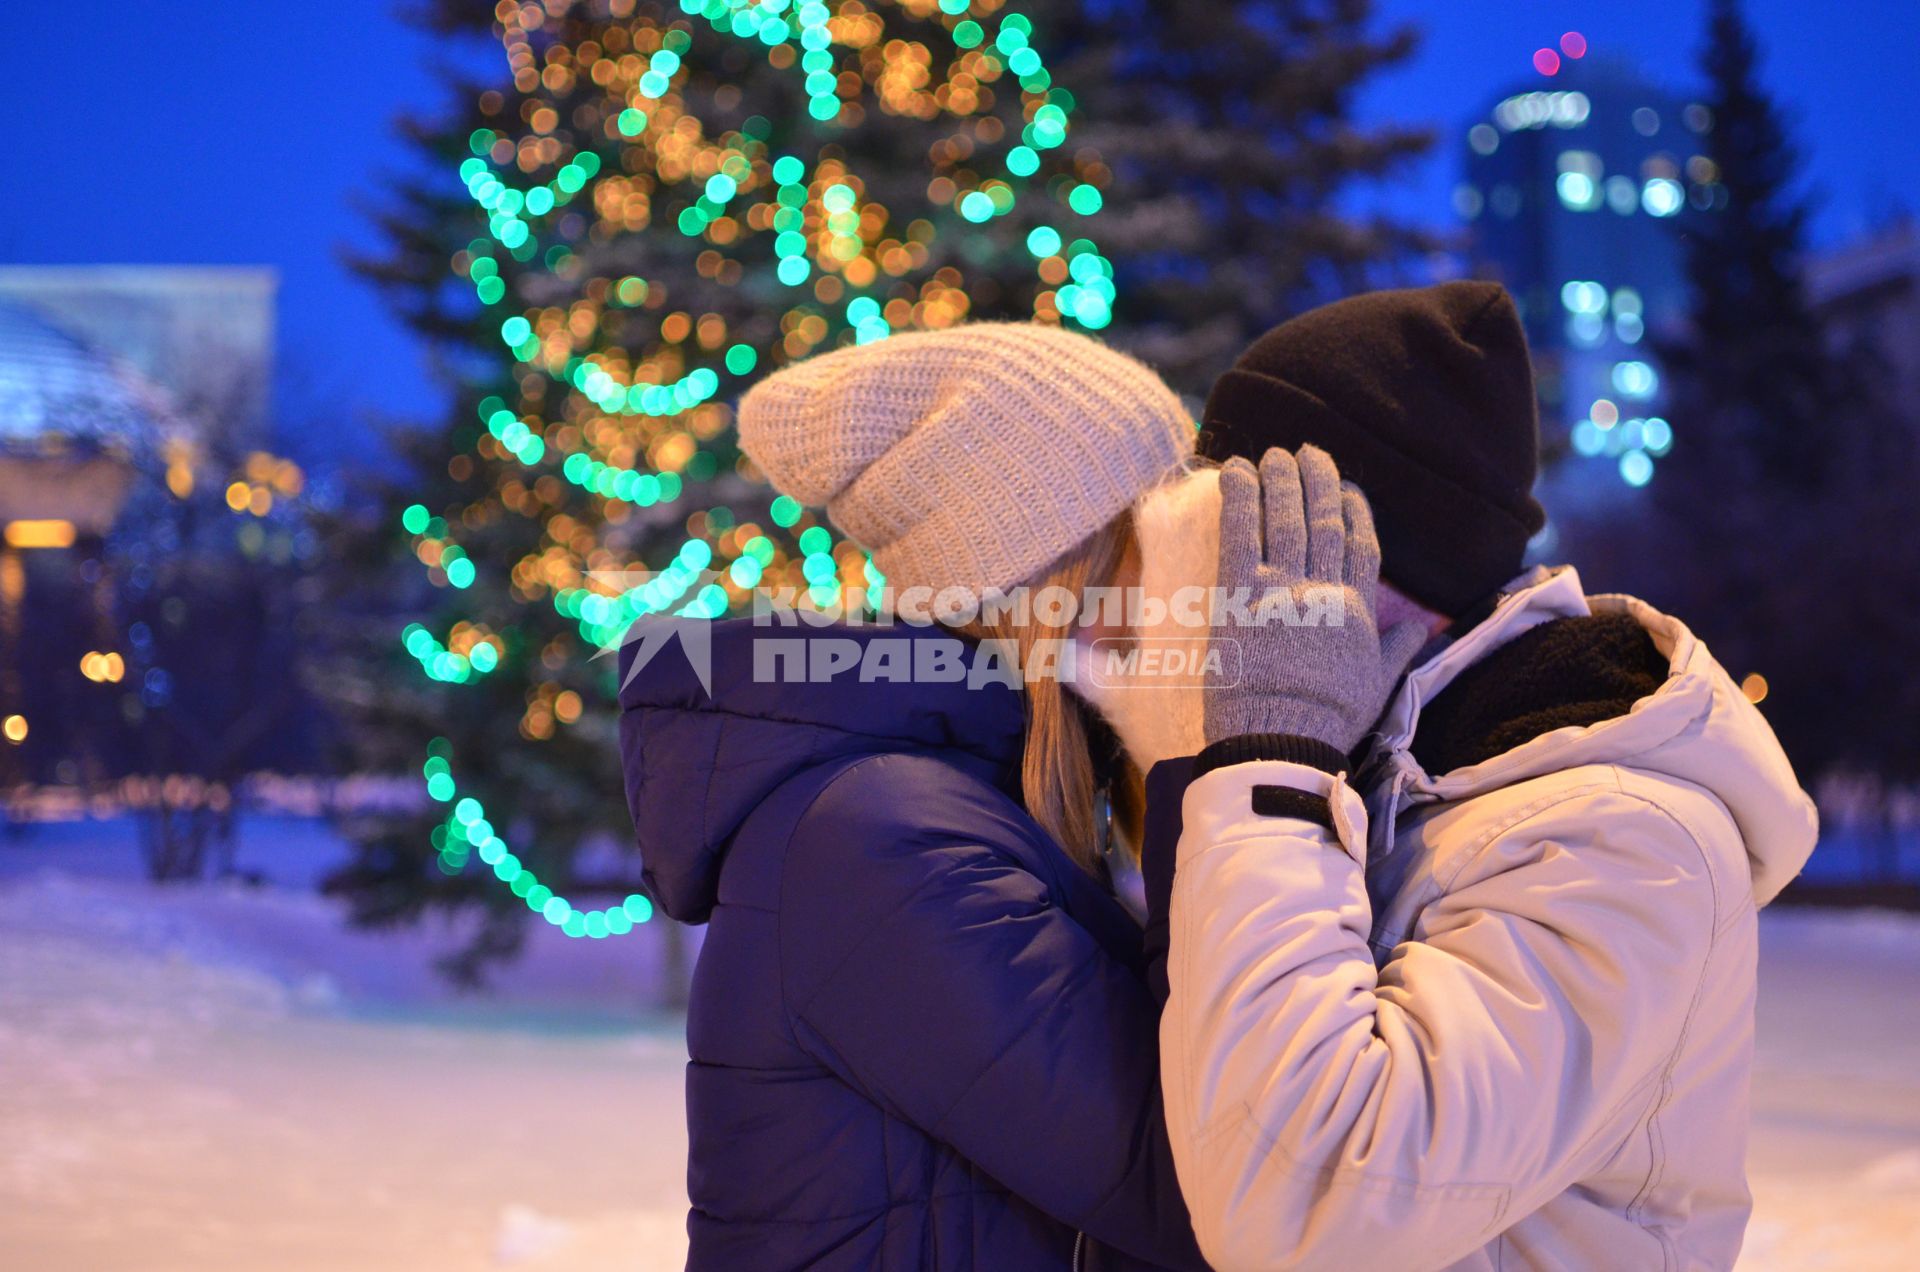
[1742,909,1920,1270]
[2,819,1918,1269]
[0,819,692,1271]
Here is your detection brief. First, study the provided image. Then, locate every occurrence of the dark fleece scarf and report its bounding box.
[1410,614,1671,777]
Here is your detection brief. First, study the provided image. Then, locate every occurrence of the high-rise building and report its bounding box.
[1458,54,1721,510]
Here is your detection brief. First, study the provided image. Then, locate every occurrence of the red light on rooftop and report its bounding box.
[1561,31,1589,58]
[1533,47,1562,76]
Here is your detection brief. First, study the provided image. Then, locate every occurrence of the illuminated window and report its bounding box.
[2,520,75,549]
[1606,176,1638,215]
[1632,107,1660,136]
[1557,173,1598,210]
[1560,280,1607,314]
[1642,178,1684,217]
[1612,361,1659,398]
[1469,124,1499,155]
[1493,91,1591,132]
[1567,313,1605,347]
[1453,184,1484,219]
[1556,151,1603,211]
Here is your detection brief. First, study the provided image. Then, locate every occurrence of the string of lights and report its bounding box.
[402,0,1117,934]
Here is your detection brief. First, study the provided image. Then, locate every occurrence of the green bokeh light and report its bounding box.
[421,0,1120,936]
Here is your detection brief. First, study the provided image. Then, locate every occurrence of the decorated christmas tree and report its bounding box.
[330,0,1127,978]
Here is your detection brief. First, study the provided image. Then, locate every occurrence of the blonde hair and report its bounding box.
[950,513,1143,873]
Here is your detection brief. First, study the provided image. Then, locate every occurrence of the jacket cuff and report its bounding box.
[1194,733,1348,779]
[1183,762,1372,865]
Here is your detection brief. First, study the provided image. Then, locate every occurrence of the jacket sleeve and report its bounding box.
[780,754,1206,1271]
[1161,760,1720,1272]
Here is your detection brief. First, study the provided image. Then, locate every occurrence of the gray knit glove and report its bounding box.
[1204,446,1430,755]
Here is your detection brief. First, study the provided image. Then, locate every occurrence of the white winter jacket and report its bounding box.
[1161,566,1818,1271]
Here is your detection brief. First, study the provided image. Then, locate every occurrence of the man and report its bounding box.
[1147,283,1818,1270]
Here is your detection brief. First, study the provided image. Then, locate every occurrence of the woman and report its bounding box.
[616,324,1212,1270]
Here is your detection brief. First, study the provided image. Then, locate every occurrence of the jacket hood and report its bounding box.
[616,617,1025,923]
[1374,566,1819,906]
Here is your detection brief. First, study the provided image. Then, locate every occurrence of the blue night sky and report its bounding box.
[11,1,1917,438]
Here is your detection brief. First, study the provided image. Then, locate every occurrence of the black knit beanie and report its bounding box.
[1199,281,1546,618]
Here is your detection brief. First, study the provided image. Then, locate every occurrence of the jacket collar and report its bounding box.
[1373,564,1593,760]
[1359,565,1818,904]
[1364,566,1713,804]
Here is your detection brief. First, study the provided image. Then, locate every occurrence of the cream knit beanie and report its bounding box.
[737,323,1194,596]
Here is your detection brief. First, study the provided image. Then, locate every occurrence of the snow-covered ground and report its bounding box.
[1742,909,1920,1270]
[1,820,693,1271]
[2,819,1917,1269]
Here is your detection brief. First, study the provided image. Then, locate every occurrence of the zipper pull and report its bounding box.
[1365,756,1411,862]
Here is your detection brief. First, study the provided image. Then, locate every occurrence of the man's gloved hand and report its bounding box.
[1204,445,1429,755]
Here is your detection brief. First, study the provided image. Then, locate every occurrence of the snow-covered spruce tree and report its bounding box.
[326,0,1130,981]
[1610,0,1920,796]
[1038,0,1434,395]
[1660,0,1834,494]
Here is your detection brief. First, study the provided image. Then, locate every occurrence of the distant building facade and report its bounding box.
[1458,57,1720,509]
[0,266,277,455]
[1808,219,1920,411]
[0,267,279,789]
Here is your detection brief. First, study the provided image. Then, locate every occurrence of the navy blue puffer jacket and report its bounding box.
[618,618,1203,1271]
